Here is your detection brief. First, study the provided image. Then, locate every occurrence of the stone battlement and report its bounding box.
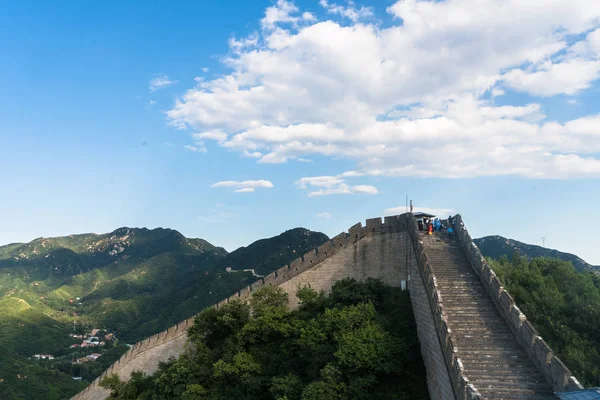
[72,213,582,400]
[454,215,583,393]
[71,214,412,400]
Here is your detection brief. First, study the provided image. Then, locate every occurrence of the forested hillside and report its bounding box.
[475,235,599,273]
[100,279,430,400]
[0,227,328,399]
[490,254,600,386]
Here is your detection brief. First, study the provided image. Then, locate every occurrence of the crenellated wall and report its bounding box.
[72,213,583,400]
[407,214,476,400]
[454,215,583,393]
[73,213,453,400]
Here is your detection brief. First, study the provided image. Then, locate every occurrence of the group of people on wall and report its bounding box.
[420,216,453,235]
[409,200,455,236]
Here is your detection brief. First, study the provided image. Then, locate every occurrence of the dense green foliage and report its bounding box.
[0,348,86,400]
[0,227,327,399]
[100,279,429,400]
[490,253,600,386]
[476,235,599,273]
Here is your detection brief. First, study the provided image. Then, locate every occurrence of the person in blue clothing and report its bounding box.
[447,215,454,237]
[434,218,441,232]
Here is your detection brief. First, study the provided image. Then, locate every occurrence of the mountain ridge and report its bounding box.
[0,225,330,399]
[474,234,599,273]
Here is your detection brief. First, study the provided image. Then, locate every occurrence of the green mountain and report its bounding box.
[0,226,329,399]
[489,255,600,386]
[217,228,329,276]
[474,235,599,274]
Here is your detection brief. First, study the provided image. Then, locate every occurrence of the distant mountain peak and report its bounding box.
[474,235,599,273]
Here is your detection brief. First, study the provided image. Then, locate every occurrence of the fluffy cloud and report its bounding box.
[193,130,228,143]
[319,0,373,22]
[149,74,177,92]
[295,176,378,196]
[211,180,274,193]
[502,59,600,97]
[167,0,600,179]
[261,0,315,30]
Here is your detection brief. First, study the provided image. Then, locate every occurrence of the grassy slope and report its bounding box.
[0,226,329,398]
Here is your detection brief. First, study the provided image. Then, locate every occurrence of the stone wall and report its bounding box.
[453,214,583,392]
[74,214,440,400]
[407,214,480,400]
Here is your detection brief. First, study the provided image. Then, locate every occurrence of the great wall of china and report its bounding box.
[72,213,584,400]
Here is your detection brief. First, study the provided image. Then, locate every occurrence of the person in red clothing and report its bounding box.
[428,221,433,235]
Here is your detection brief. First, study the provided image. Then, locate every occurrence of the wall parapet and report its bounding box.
[453,214,583,392]
[407,214,481,400]
[71,214,411,400]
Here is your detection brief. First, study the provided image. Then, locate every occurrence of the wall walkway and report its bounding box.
[71,213,582,400]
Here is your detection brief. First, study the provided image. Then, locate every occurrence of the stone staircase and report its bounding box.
[420,232,556,399]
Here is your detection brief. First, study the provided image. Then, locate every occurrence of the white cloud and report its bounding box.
[212,180,274,192]
[385,206,456,217]
[320,0,373,22]
[202,67,209,73]
[295,176,378,197]
[502,59,600,97]
[229,33,259,53]
[184,144,207,153]
[149,74,177,92]
[317,212,332,219]
[166,0,600,179]
[302,12,316,21]
[261,0,300,29]
[193,130,228,143]
[490,88,505,98]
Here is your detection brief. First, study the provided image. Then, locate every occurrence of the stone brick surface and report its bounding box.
[279,231,410,309]
[409,258,455,399]
[74,213,577,400]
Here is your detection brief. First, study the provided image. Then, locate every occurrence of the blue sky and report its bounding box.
[1,0,600,264]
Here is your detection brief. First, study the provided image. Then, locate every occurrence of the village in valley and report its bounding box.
[29,327,123,381]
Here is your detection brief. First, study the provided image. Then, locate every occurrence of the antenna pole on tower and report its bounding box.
[542,237,546,248]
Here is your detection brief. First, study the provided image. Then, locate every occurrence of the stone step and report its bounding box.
[446,315,507,323]
[447,316,506,323]
[437,279,485,284]
[441,295,495,302]
[438,291,492,298]
[452,338,522,347]
[470,380,552,391]
[450,328,514,337]
[465,371,547,382]
[446,311,504,318]
[454,346,530,357]
[443,305,501,311]
[462,362,547,373]
[452,339,524,348]
[475,387,556,398]
[421,236,553,396]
